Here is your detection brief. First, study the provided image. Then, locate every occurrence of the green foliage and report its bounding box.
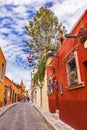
[25,7,66,87]
[78,27,87,43]
[51,66,55,73]
[32,55,48,87]
[25,7,66,53]
[32,72,39,87]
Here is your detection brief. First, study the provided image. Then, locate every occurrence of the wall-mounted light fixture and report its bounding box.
[65,34,77,38]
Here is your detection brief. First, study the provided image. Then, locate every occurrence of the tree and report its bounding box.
[25,7,66,55]
[25,7,66,86]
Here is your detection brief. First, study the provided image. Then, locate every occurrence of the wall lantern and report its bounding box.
[46,50,53,57]
[65,34,77,38]
[27,53,33,63]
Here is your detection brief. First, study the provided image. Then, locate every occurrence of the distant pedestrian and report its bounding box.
[23,96,27,102]
[27,97,30,102]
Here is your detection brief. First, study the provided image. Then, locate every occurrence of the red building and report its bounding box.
[47,64,59,113]
[47,10,87,130]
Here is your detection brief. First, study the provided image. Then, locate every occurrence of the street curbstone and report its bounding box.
[33,104,75,130]
[0,102,18,117]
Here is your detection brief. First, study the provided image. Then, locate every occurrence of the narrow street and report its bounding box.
[0,103,50,130]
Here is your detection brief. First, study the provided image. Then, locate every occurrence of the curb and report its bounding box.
[0,103,18,117]
[33,104,75,130]
[33,104,54,130]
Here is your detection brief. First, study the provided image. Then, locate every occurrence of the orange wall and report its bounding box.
[0,47,6,107]
[4,76,20,105]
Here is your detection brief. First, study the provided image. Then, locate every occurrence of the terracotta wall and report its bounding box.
[48,88,59,113]
[0,48,6,107]
[47,64,59,113]
[4,76,20,105]
[55,11,87,130]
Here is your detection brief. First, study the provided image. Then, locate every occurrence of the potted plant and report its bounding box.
[51,66,55,74]
[78,27,87,43]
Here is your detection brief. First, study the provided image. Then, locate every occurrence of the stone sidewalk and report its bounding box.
[0,103,18,117]
[33,104,75,130]
[0,103,75,130]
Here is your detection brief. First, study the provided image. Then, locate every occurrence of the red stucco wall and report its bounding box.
[47,65,59,113]
[48,10,87,130]
[48,88,59,113]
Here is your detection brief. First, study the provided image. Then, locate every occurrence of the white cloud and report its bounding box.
[0,0,41,5]
[0,37,7,46]
[13,5,26,13]
[51,0,87,31]
[6,63,31,89]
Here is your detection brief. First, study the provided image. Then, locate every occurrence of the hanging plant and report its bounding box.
[51,66,55,73]
[78,27,87,43]
[32,55,48,87]
[32,72,39,87]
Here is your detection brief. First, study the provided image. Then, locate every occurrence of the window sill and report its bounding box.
[66,82,85,90]
[47,90,54,95]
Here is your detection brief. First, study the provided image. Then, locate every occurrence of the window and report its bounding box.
[0,63,4,81]
[47,76,54,95]
[66,58,78,85]
[83,61,87,82]
[65,47,84,90]
[10,86,12,101]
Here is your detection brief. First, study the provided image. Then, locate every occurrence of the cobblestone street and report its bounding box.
[0,103,50,130]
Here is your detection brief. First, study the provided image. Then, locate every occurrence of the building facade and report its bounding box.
[0,47,6,107]
[47,64,59,113]
[48,10,87,130]
[4,76,20,105]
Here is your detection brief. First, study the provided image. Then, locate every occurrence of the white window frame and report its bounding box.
[65,49,84,90]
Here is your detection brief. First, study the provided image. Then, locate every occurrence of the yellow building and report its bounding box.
[41,57,53,111]
[35,73,49,111]
[0,47,6,107]
[32,58,52,111]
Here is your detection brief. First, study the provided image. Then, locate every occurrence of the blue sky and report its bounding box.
[0,0,87,89]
